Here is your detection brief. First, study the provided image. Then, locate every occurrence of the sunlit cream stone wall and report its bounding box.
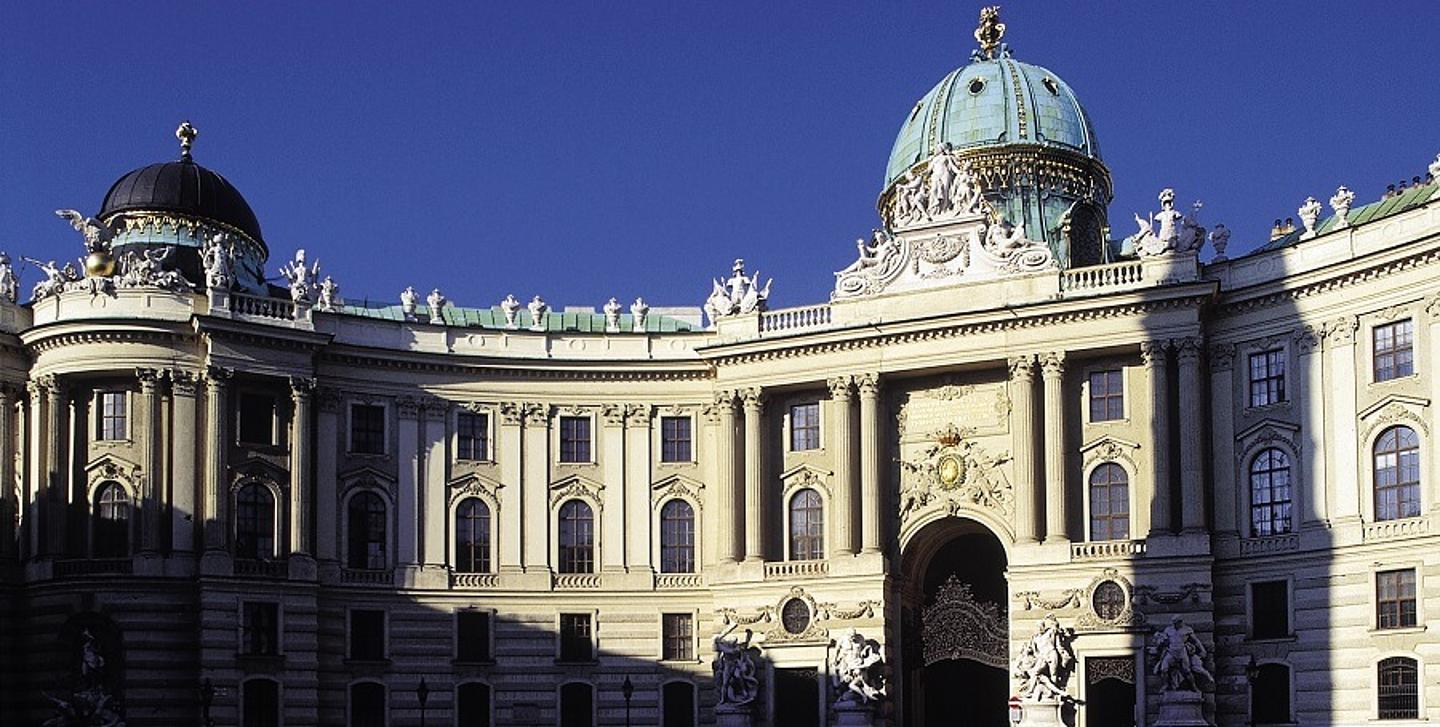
[3,9,1440,727]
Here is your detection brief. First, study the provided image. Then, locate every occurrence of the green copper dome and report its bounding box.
[883,57,1102,190]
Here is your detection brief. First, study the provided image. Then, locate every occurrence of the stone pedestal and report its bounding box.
[834,700,877,727]
[1155,690,1211,726]
[1015,699,1067,727]
[715,704,754,727]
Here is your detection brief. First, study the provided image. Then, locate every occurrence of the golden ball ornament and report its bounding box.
[84,251,115,278]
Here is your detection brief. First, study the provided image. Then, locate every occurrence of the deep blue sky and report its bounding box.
[3,2,1437,310]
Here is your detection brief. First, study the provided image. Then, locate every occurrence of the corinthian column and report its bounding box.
[137,368,163,554]
[202,367,232,551]
[44,377,66,556]
[827,377,856,557]
[1141,341,1172,536]
[712,391,740,564]
[289,377,315,557]
[1207,344,1238,535]
[741,388,765,563]
[1324,317,1361,521]
[857,373,883,554]
[1040,353,1070,544]
[1008,356,1039,544]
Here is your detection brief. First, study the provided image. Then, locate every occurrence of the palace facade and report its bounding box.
[2,10,1439,727]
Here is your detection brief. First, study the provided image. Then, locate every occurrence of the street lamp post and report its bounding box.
[417,677,430,727]
[1244,655,1260,727]
[622,675,634,727]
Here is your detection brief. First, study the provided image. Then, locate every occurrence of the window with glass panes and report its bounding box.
[660,499,695,573]
[788,488,824,560]
[1249,448,1293,536]
[661,416,692,462]
[1374,319,1414,381]
[1249,349,1286,406]
[1088,370,1124,421]
[457,412,488,461]
[1373,426,1421,521]
[557,500,594,573]
[559,416,591,463]
[1088,463,1130,541]
[455,498,491,573]
[559,614,593,662]
[1376,569,1417,629]
[790,402,820,451]
[97,391,127,440]
[350,404,385,454]
[662,613,693,661]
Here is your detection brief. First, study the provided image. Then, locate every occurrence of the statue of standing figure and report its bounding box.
[629,297,649,331]
[831,628,886,705]
[0,252,17,303]
[713,627,760,707]
[499,294,520,329]
[426,288,448,325]
[1150,615,1214,693]
[1013,614,1075,702]
[201,234,235,291]
[278,249,319,302]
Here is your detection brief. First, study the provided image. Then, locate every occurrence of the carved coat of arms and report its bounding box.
[898,424,1013,523]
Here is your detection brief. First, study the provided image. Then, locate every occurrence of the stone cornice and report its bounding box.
[317,349,712,382]
[23,326,195,355]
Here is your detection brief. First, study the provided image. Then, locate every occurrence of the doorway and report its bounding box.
[1084,656,1137,727]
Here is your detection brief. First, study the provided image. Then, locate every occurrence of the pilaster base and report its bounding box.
[287,553,318,581]
[199,550,231,577]
[1155,690,1211,726]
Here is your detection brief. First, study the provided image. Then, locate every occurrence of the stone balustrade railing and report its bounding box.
[763,559,829,580]
[341,568,393,586]
[451,572,500,589]
[1059,260,1145,294]
[759,303,832,334]
[655,573,704,589]
[229,292,297,321]
[1070,539,1147,561]
[1238,533,1299,556]
[553,573,602,589]
[233,559,288,578]
[1363,516,1429,543]
[53,558,133,577]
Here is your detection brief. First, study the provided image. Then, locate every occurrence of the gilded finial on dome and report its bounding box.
[176,121,198,160]
[974,6,1006,60]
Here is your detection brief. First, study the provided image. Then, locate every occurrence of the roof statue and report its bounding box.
[426,289,448,324]
[176,120,198,160]
[1298,196,1323,239]
[704,258,770,326]
[1330,186,1356,229]
[972,5,1007,61]
[1126,189,1205,257]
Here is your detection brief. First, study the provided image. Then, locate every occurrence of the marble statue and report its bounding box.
[1013,614,1075,702]
[1430,153,1440,183]
[400,287,418,318]
[0,253,17,303]
[43,629,125,727]
[426,288,447,324]
[840,229,900,275]
[317,276,341,312]
[278,249,319,302]
[54,210,115,254]
[925,143,963,218]
[603,297,622,332]
[116,247,189,292]
[704,258,771,325]
[892,169,927,225]
[1298,196,1323,238]
[201,234,234,291]
[1209,224,1230,262]
[831,628,886,705]
[713,627,760,707]
[1330,186,1355,229]
[630,297,649,332]
[888,147,988,228]
[28,259,68,301]
[1129,189,1204,256]
[1150,615,1213,693]
[527,295,548,331]
[500,294,520,329]
[984,218,1029,253]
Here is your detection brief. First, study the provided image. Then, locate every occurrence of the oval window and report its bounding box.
[780,598,811,635]
[1092,580,1126,621]
[968,77,986,95]
[1042,77,1060,95]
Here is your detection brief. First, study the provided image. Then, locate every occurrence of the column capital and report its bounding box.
[1139,340,1170,367]
[289,375,317,399]
[420,396,449,418]
[521,402,550,427]
[827,376,854,400]
[167,369,200,397]
[855,372,881,398]
[1426,293,1440,321]
[1293,325,1322,355]
[601,403,627,427]
[1208,343,1236,372]
[203,365,233,389]
[624,403,650,427]
[1007,355,1036,382]
[740,387,764,413]
[397,395,422,420]
[1039,351,1066,378]
[136,367,162,391]
[1173,336,1203,364]
[1323,315,1359,347]
[0,380,16,401]
[711,389,738,411]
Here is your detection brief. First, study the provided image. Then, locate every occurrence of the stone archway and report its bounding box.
[898,517,1010,727]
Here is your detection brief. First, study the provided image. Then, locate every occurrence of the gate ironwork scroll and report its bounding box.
[921,575,1008,669]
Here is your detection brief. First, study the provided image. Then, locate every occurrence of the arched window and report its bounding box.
[559,682,594,727]
[1249,448,1293,536]
[93,482,130,557]
[349,682,386,727]
[347,492,387,570]
[1251,663,1291,724]
[455,498,491,573]
[457,682,492,727]
[1377,657,1419,719]
[557,500,594,574]
[662,681,696,727]
[788,488,824,561]
[1088,463,1129,541]
[241,678,280,727]
[235,484,276,560]
[660,499,695,573]
[1374,426,1421,521]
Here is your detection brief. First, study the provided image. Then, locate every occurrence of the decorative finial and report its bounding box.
[176,121,198,160]
[974,6,1006,60]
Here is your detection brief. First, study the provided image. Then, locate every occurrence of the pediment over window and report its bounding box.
[1358,394,1430,439]
[780,463,832,498]
[549,473,604,508]
[1079,435,1140,468]
[338,464,397,497]
[84,453,143,497]
[651,473,705,507]
[1234,419,1301,461]
[448,472,504,508]
[231,457,289,492]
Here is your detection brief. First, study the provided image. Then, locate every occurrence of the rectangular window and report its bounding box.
[97,391,127,441]
[559,416,591,463]
[1250,580,1290,639]
[350,404,386,455]
[456,610,492,662]
[238,393,276,446]
[660,416,692,463]
[1376,569,1417,629]
[348,609,386,661]
[241,601,279,656]
[662,613,694,661]
[559,613,593,662]
[790,402,820,451]
[1248,349,1287,407]
[457,412,489,461]
[1088,370,1124,422]
[1374,319,1415,382]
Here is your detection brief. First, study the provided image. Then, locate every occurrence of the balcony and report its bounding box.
[763,559,829,581]
[340,568,393,586]
[1363,516,1429,544]
[1059,260,1145,295]
[1070,539,1147,561]
[655,573,704,590]
[1238,533,1299,556]
[553,573,602,589]
[450,572,500,589]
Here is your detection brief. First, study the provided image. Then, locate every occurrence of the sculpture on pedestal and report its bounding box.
[704,258,771,325]
[400,286,419,319]
[527,295,549,331]
[499,294,520,329]
[43,629,125,727]
[201,234,235,291]
[1298,196,1323,238]
[1208,224,1230,262]
[831,628,886,705]
[1330,186,1355,229]
[630,297,649,331]
[55,209,117,278]
[1150,615,1213,693]
[1128,189,1205,256]
[0,253,18,303]
[713,627,760,708]
[317,276,342,311]
[885,145,988,229]
[603,297,622,332]
[1013,614,1075,703]
[278,249,319,302]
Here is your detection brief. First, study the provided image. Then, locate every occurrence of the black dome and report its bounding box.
[99,159,264,244]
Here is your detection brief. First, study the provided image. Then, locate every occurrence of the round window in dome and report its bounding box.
[968,77,986,95]
[1042,77,1060,96]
